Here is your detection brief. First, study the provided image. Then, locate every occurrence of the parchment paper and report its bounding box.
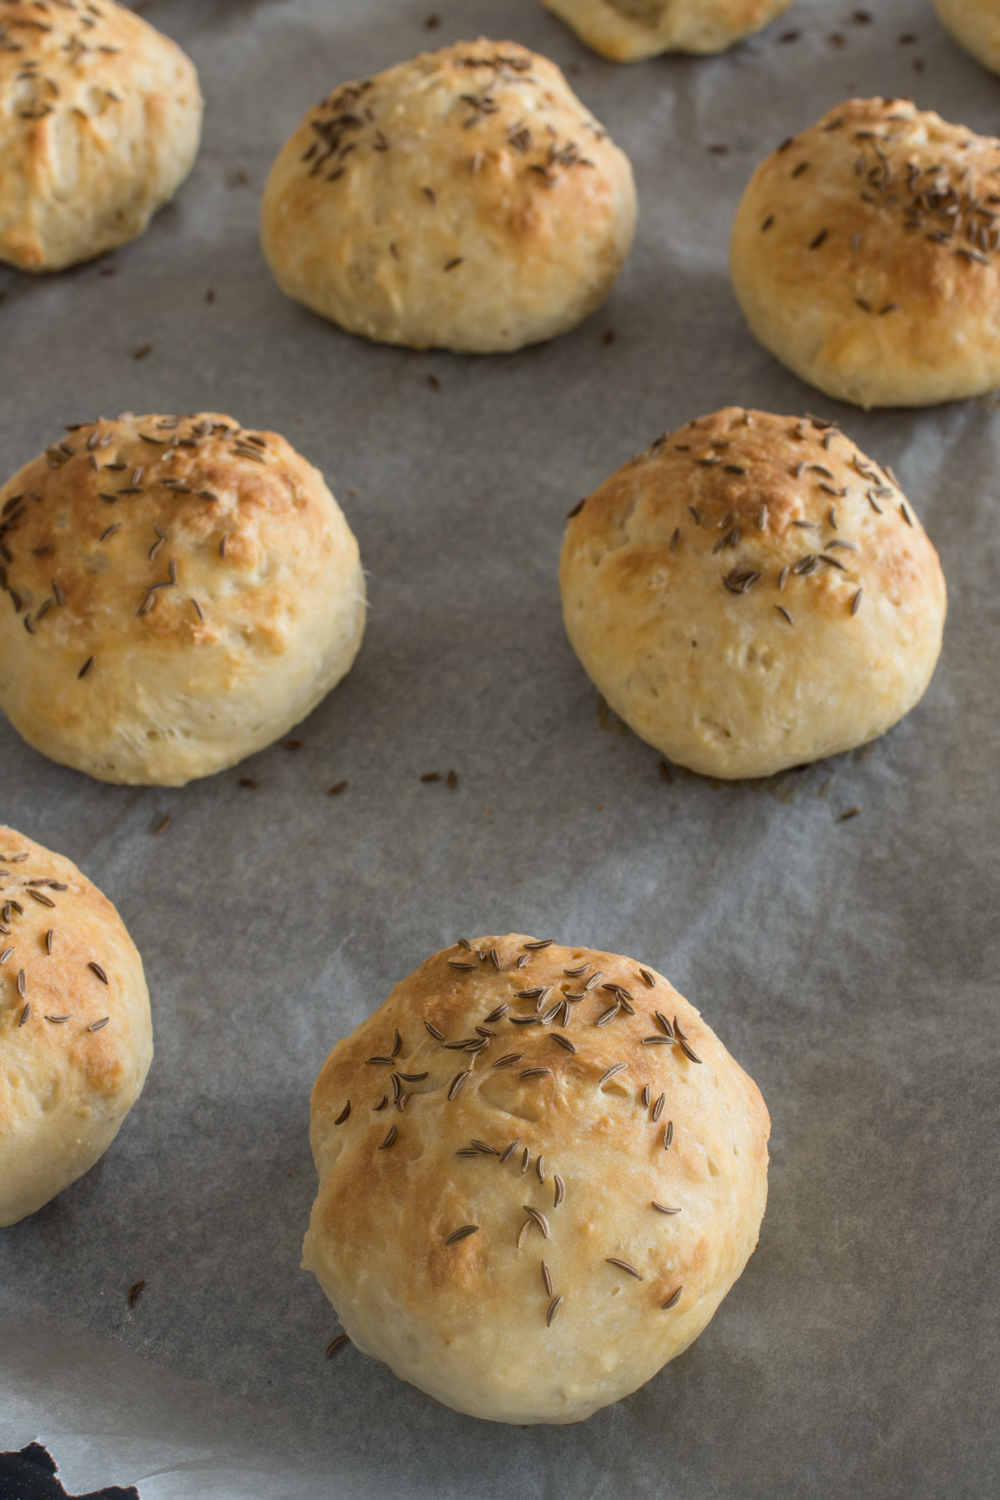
[2,0,999,1494]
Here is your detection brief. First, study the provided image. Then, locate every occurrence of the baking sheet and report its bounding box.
[2,0,999,1494]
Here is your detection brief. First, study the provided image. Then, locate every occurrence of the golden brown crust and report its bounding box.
[260,39,637,353]
[730,98,1000,407]
[540,0,795,61]
[560,407,946,779]
[934,0,1000,75]
[305,934,769,1424]
[0,825,152,1226]
[0,412,366,785]
[0,0,201,272]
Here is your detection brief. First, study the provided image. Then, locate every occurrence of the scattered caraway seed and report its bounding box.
[484,1004,509,1023]
[536,1155,546,1182]
[447,769,458,788]
[652,1093,665,1123]
[500,1138,520,1163]
[334,1102,351,1125]
[493,1054,523,1068]
[664,1121,674,1149]
[78,656,95,680]
[542,1260,553,1296]
[566,499,585,519]
[444,1225,479,1245]
[425,1022,445,1040]
[238,778,259,790]
[653,1202,682,1215]
[89,962,108,985]
[524,1206,550,1238]
[327,782,348,796]
[522,1147,531,1174]
[326,1333,350,1356]
[373,1096,388,1111]
[546,1294,563,1326]
[658,758,672,784]
[152,814,171,835]
[523,939,554,950]
[126,1280,145,1309]
[606,1258,643,1280]
[44,931,53,954]
[88,1017,109,1032]
[599,1063,628,1085]
[662,1287,683,1310]
[379,1124,398,1149]
[641,1085,651,1107]
[18,1004,29,1027]
[551,1033,576,1053]
[838,807,862,822]
[421,772,441,782]
[553,1175,565,1207]
[448,1070,471,1100]
[519,1068,551,1079]
[639,969,655,988]
[642,1035,671,1046]
[133,346,151,360]
[654,1011,674,1038]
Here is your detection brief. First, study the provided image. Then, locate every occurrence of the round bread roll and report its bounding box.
[260,40,637,354]
[0,0,201,273]
[730,97,1000,408]
[539,0,796,62]
[934,0,1000,74]
[560,407,946,780]
[305,934,769,1425]
[0,412,366,786]
[0,826,152,1227]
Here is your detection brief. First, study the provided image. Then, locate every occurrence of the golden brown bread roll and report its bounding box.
[0,412,366,786]
[0,825,152,1227]
[305,934,769,1424]
[560,407,946,779]
[934,0,1000,74]
[540,0,795,61]
[0,0,201,273]
[730,97,1000,407]
[260,39,637,353]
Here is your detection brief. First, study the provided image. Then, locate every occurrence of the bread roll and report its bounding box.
[560,407,946,779]
[730,97,1000,407]
[934,0,1000,75]
[0,0,201,273]
[540,0,796,61]
[305,934,769,1424]
[0,412,366,786]
[0,826,152,1227]
[260,40,637,353]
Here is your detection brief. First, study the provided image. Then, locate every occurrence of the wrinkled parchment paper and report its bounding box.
[2,0,999,1494]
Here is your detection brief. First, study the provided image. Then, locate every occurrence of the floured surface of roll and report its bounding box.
[0,413,366,786]
[560,407,946,779]
[934,0,1000,75]
[261,40,637,353]
[730,98,1000,407]
[0,826,152,1227]
[305,934,769,1424]
[0,0,202,272]
[540,0,795,61]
